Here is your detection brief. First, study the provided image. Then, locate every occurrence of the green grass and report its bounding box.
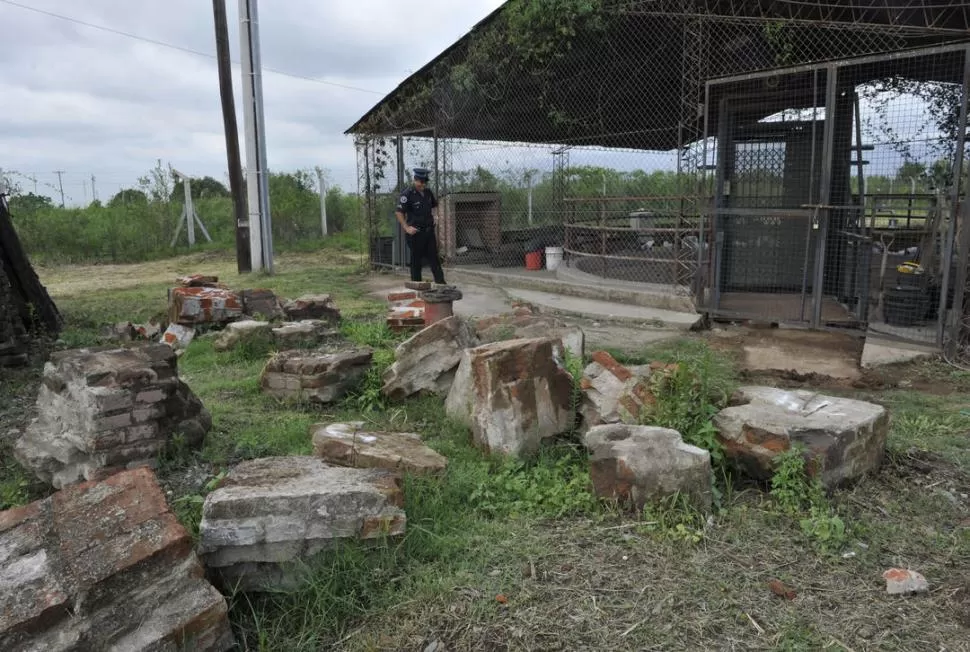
[2,249,970,650]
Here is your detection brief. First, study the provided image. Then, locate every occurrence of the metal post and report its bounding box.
[527,172,533,226]
[943,47,970,355]
[239,0,272,274]
[186,177,197,246]
[317,168,328,237]
[812,65,839,328]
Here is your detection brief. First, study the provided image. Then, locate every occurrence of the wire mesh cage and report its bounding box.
[350,0,970,350]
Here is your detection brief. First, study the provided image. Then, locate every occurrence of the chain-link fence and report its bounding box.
[350,0,970,350]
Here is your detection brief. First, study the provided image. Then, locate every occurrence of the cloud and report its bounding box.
[0,0,504,204]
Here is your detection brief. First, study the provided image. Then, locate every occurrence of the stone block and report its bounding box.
[259,348,373,404]
[475,311,584,360]
[161,323,196,350]
[580,351,656,430]
[282,294,341,323]
[382,316,478,400]
[198,456,406,592]
[0,468,233,651]
[311,422,447,475]
[240,288,285,320]
[271,320,339,349]
[713,386,889,487]
[445,338,574,457]
[585,424,712,511]
[14,344,211,488]
[212,320,273,352]
[168,287,243,326]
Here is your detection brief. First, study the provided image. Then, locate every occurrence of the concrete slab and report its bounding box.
[861,336,937,369]
[446,266,696,312]
[504,288,702,330]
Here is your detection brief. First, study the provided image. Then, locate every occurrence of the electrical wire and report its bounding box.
[0,0,384,95]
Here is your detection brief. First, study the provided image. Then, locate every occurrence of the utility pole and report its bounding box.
[239,0,273,274]
[212,0,251,273]
[91,175,98,202]
[316,167,329,237]
[82,179,88,204]
[53,171,65,207]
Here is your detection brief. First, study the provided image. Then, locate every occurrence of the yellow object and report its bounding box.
[896,261,924,274]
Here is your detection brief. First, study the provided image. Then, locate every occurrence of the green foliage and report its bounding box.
[470,451,598,519]
[229,329,278,363]
[0,462,32,511]
[171,471,228,539]
[8,162,362,264]
[637,493,709,545]
[639,341,735,469]
[770,447,847,553]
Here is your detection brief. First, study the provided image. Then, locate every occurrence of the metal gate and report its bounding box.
[701,45,970,347]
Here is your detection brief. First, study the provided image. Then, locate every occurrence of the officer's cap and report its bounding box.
[412,167,430,181]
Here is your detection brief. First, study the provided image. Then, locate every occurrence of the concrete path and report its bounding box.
[503,288,702,329]
[361,274,688,355]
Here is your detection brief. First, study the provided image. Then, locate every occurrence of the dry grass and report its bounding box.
[2,250,969,651]
[339,455,969,651]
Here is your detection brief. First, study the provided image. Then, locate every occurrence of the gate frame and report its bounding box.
[698,42,970,349]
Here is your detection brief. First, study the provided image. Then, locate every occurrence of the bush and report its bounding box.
[8,165,363,264]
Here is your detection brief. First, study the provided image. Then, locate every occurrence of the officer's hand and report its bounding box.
[404,225,418,235]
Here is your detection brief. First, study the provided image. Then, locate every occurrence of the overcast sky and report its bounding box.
[0,0,505,205]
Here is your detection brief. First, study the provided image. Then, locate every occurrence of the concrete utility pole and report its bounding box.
[171,169,213,247]
[239,0,273,274]
[212,0,251,273]
[316,167,329,237]
[53,171,65,207]
[91,175,98,202]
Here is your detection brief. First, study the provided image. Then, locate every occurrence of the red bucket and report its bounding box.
[525,251,542,271]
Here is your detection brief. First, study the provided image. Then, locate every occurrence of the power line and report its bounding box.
[0,0,383,95]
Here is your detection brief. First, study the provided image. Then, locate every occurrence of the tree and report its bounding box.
[169,175,230,202]
[896,161,926,182]
[108,188,148,208]
[7,192,53,215]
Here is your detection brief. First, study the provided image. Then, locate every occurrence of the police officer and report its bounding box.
[395,167,446,284]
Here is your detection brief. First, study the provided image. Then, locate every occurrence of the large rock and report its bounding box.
[311,422,447,475]
[0,467,234,651]
[713,386,889,487]
[282,294,341,323]
[272,320,339,349]
[475,306,585,360]
[580,351,656,430]
[14,344,211,488]
[168,286,243,325]
[260,348,372,403]
[240,288,285,320]
[198,456,406,592]
[213,319,273,352]
[382,316,478,400]
[585,424,712,511]
[445,338,574,457]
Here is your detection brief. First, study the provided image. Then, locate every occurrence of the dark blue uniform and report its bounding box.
[396,169,445,283]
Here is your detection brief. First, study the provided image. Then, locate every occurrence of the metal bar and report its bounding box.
[812,65,839,329]
[706,42,970,88]
[563,249,688,265]
[943,46,970,354]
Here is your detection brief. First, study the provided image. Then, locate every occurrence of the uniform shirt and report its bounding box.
[396,186,437,227]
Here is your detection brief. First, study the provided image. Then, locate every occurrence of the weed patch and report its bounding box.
[470,449,599,519]
[770,447,848,553]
